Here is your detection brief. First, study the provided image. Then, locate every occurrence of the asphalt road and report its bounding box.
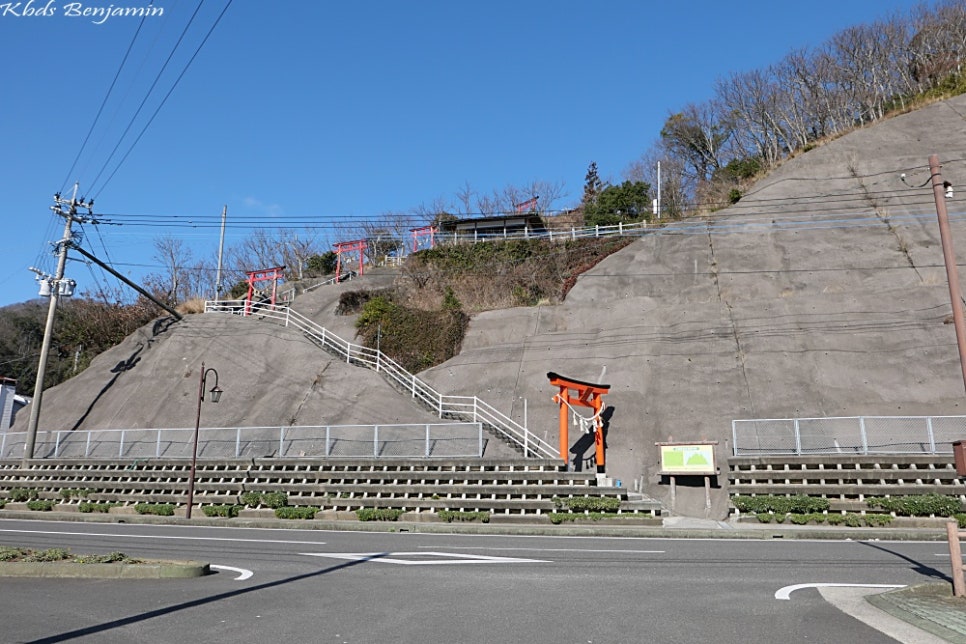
[0,520,952,644]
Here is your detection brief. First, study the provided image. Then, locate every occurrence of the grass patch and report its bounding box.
[438,510,490,523]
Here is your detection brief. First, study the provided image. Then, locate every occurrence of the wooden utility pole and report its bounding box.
[929,154,966,394]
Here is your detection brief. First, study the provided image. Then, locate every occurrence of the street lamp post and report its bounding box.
[186,362,222,519]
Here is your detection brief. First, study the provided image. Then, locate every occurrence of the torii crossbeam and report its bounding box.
[547,371,610,472]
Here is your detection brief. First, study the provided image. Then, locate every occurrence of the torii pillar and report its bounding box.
[547,372,610,473]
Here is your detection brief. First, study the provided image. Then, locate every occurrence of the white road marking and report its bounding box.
[301,551,549,565]
[210,565,254,580]
[0,528,325,546]
[417,546,664,554]
[775,583,906,600]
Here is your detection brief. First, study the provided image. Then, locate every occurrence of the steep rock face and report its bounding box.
[418,95,966,517]
[12,97,966,517]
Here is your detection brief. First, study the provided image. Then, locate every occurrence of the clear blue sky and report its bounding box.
[0,0,925,306]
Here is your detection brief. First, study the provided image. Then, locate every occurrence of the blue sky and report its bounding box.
[0,0,925,306]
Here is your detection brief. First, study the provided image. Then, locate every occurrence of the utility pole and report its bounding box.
[929,154,966,394]
[215,204,227,300]
[23,184,94,464]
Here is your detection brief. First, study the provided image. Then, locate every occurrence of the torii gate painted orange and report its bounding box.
[334,239,367,279]
[244,266,286,316]
[547,372,610,471]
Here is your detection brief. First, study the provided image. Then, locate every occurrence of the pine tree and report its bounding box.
[582,162,603,207]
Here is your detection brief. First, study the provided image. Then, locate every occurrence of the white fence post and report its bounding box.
[859,417,869,455]
[927,417,937,453]
[425,424,431,457]
[85,432,91,458]
[373,425,379,457]
[119,430,125,459]
[279,426,286,457]
[235,428,241,458]
[794,419,801,455]
[156,430,162,458]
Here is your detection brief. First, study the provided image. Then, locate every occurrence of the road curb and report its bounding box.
[0,509,951,540]
[0,560,209,579]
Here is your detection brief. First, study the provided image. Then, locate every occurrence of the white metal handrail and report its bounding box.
[205,301,558,458]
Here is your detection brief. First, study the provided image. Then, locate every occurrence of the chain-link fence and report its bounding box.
[0,422,484,460]
[732,416,966,456]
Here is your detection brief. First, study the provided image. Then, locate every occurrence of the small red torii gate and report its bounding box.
[547,371,610,472]
[334,239,367,280]
[244,266,285,316]
[410,225,436,253]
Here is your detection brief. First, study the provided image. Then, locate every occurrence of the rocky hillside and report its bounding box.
[12,95,966,518]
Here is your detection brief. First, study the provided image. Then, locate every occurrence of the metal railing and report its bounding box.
[1,422,484,460]
[732,415,966,456]
[205,301,558,459]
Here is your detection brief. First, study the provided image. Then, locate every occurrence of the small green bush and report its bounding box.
[0,500,6,509]
[356,508,405,522]
[275,506,318,520]
[863,514,894,527]
[25,548,72,562]
[552,496,621,513]
[866,494,962,517]
[26,499,55,512]
[75,551,135,564]
[844,514,862,527]
[548,511,635,524]
[789,513,810,525]
[438,510,490,523]
[134,503,175,516]
[239,491,287,509]
[78,502,115,514]
[732,495,829,515]
[826,513,845,525]
[954,513,966,529]
[201,504,242,518]
[59,488,92,501]
[9,488,36,503]
[0,546,29,561]
[755,512,773,523]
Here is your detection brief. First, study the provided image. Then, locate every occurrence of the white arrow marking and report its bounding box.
[775,583,905,600]
[301,551,549,566]
[211,565,253,580]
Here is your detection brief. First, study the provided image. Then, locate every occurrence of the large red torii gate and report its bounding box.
[547,371,610,472]
[334,239,367,280]
[244,266,285,316]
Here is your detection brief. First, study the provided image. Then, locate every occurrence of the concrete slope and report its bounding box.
[10,310,449,433]
[12,97,966,518]
[417,95,966,518]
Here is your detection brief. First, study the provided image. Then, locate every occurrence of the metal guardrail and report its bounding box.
[205,301,559,459]
[732,415,966,456]
[1,422,484,460]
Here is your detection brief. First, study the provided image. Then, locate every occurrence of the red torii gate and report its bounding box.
[334,239,367,280]
[244,266,285,316]
[410,225,436,253]
[547,371,610,472]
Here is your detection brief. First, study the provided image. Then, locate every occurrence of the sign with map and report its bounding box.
[657,442,717,475]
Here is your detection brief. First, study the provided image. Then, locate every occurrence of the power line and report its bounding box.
[92,0,234,198]
[59,0,157,194]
